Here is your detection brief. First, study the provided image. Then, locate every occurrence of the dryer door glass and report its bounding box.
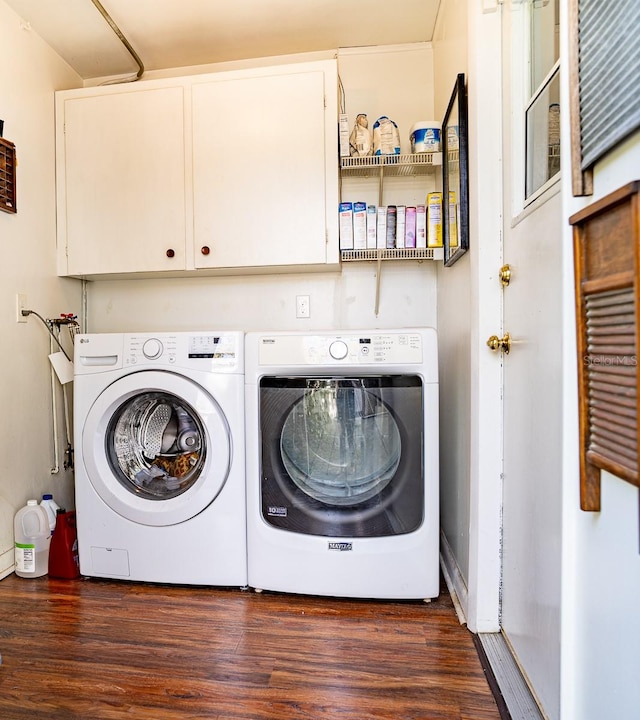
[280,380,401,505]
[260,375,424,538]
[106,391,206,500]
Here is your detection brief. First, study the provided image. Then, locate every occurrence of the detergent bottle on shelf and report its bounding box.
[48,509,80,579]
[14,500,51,578]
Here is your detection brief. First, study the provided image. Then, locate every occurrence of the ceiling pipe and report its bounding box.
[90,0,144,82]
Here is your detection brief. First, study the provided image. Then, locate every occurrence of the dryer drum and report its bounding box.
[107,391,206,500]
[259,374,425,538]
[280,382,401,505]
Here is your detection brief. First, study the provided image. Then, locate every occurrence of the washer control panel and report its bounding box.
[124,333,240,368]
[258,332,424,366]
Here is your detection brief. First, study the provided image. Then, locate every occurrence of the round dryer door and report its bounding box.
[82,370,231,526]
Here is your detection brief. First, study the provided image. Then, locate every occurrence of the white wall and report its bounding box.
[86,45,439,335]
[0,0,83,576]
[86,262,437,333]
[432,0,471,601]
[562,126,640,717]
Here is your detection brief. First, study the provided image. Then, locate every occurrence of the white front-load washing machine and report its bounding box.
[245,328,439,600]
[74,331,246,586]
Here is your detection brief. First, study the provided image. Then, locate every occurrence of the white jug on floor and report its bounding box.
[14,500,51,578]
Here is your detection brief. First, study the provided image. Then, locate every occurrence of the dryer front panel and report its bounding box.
[259,375,425,538]
[82,371,231,526]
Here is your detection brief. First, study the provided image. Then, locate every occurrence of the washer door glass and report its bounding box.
[107,391,206,501]
[280,380,401,506]
[82,371,231,526]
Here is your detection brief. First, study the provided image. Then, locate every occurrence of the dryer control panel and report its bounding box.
[258,332,424,366]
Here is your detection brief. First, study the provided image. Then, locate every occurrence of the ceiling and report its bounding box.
[4,0,442,80]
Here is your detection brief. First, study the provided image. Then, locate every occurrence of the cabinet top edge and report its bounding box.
[55,58,338,98]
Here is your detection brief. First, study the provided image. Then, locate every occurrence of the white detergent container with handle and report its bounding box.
[410,121,441,153]
[40,494,60,535]
[14,500,51,578]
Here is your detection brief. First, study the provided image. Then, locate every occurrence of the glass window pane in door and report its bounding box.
[530,0,560,91]
[525,69,561,198]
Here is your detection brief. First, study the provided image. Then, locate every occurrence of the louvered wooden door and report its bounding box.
[0,138,16,214]
[571,181,640,510]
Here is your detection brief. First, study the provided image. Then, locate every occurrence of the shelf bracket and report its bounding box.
[375,251,383,316]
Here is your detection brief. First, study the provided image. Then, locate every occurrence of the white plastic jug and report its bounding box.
[40,493,60,535]
[14,500,51,578]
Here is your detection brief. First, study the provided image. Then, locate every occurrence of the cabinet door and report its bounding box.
[192,67,335,269]
[58,86,186,276]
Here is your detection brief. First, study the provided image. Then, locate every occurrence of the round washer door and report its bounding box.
[82,370,231,526]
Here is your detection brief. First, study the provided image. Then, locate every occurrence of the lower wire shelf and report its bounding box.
[341,247,444,262]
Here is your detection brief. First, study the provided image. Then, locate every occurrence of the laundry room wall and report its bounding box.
[431,0,471,610]
[85,44,439,335]
[561,114,640,720]
[0,0,84,577]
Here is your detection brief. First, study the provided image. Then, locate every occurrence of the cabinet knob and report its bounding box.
[166,249,175,258]
[201,246,210,256]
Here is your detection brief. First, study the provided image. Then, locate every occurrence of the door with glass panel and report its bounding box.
[498,1,564,717]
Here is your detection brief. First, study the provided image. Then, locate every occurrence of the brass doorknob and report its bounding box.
[499,264,512,287]
[486,332,511,354]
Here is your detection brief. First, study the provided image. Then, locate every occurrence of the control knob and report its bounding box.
[142,338,163,359]
[329,340,349,360]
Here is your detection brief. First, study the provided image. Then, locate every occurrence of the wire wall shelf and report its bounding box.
[341,248,443,262]
[340,153,442,178]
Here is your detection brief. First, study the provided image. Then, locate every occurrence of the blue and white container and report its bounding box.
[40,493,60,535]
[410,121,441,153]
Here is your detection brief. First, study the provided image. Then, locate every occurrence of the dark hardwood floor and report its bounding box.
[0,572,502,720]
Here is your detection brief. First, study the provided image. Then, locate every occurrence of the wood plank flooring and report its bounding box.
[0,573,502,720]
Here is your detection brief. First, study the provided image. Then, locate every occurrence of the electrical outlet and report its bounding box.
[296,295,310,318]
[16,293,27,323]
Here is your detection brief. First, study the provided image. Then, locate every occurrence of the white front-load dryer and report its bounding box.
[74,331,246,586]
[245,328,439,600]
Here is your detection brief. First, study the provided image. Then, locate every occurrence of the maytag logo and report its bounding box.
[267,506,287,517]
[328,541,353,552]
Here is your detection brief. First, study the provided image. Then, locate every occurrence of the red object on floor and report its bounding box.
[48,510,80,579]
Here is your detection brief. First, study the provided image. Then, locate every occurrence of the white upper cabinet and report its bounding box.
[57,85,187,276]
[192,67,333,269]
[55,59,339,279]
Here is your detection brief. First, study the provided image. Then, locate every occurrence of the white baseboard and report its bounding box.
[440,530,469,625]
[0,546,14,580]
